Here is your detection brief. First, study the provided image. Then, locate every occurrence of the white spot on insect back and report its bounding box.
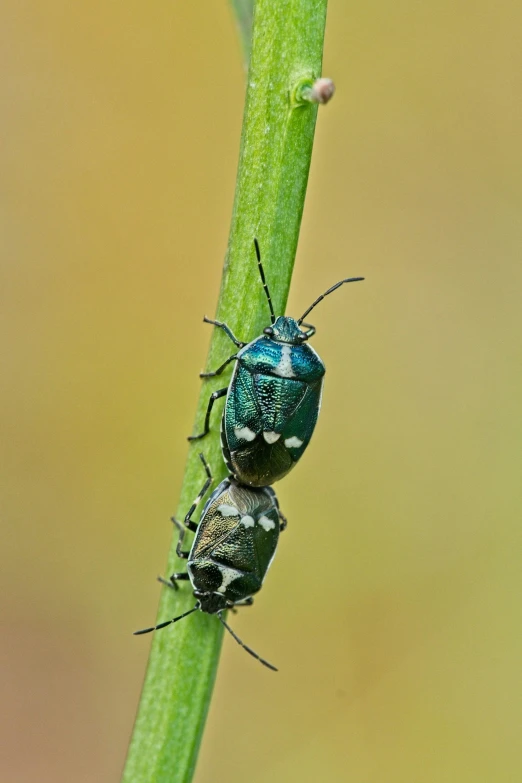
[258,515,276,531]
[263,431,280,444]
[217,504,240,517]
[217,567,241,593]
[284,436,303,449]
[241,515,255,528]
[234,426,256,442]
[274,345,295,378]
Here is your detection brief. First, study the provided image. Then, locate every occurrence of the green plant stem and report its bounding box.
[122,2,328,781]
[229,0,254,65]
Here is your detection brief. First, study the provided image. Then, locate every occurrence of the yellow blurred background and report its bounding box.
[2,2,522,781]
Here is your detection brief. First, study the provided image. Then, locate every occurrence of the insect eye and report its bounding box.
[264,327,274,336]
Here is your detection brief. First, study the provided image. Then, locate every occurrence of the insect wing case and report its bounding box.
[223,335,325,486]
[188,479,280,604]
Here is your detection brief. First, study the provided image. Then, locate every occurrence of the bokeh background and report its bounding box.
[2,2,522,781]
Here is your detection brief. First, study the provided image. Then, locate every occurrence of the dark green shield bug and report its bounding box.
[135,454,285,671]
[189,239,364,486]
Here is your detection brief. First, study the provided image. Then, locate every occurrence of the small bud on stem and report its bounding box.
[296,77,336,105]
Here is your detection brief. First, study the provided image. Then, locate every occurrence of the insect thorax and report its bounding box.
[268,316,306,344]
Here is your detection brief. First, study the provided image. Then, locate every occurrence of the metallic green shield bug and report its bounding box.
[189,239,364,486]
[135,454,285,671]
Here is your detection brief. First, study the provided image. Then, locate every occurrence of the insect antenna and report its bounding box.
[218,611,278,671]
[297,276,364,325]
[133,604,200,635]
[254,238,276,325]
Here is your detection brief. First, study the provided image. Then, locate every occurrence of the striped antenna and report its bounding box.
[133,604,200,635]
[218,612,277,671]
[297,277,364,325]
[254,238,276,325]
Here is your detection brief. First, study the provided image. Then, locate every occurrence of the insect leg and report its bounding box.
[157,573,190,592]
[300,321,316,339]
[170,453,213,558]
[188,388,227,441]
[170,516,191,558]
[200,354,237,378]
[235,597,255,607]
[203,316,245,348]
[183,452,213,527]
[229,597,254,614]
[278,510,288,532]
